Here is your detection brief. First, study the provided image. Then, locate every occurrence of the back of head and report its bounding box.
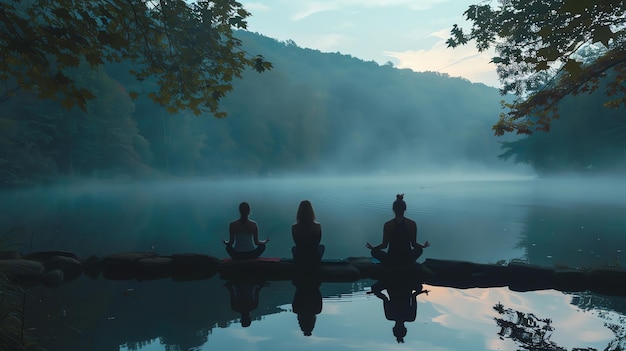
[239,202,251,217]
[393,323,407,343]
[296,200,315,224]
[392,194,406,216]
[241,313,252,327]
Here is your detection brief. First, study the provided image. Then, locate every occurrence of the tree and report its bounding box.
[447,0,626,135]
[0,0,271,116]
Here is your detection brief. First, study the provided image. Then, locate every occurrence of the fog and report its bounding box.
[2,174,625,269]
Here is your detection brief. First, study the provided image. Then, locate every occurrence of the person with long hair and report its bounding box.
[224,202,269,259]
[291,200,325,267]
[366,194,429,265]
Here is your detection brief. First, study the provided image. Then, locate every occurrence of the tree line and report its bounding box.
[1,31,517,184]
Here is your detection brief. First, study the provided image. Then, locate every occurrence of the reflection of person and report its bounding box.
[224,280,265,327]
[224,202,269,259]
[366,194,429,265]
[291,200,325,268]
[370,279,429,343]
[292,277,322,336]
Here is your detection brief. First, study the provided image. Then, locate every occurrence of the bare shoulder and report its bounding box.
[406,218,417,229]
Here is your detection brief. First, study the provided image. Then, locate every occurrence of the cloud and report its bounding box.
[345,0,450,10]
[291,2,337,21]
[384,33,499,87]
[228,328,272,343]
[243,2,271,12]
[289,0,450,22]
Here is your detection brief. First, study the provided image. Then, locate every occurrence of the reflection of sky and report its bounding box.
[8,177,626,350]
[121,286,620,351]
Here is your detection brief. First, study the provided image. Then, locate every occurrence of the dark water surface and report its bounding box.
[2,175,626,350]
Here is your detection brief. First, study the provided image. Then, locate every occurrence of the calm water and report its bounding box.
[2,175,626,350]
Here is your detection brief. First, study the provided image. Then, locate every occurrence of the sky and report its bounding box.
[239,0,500,87]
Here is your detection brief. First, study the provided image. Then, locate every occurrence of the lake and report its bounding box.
[2,174,626,351]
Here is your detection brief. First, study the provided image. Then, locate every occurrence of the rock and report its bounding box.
[469,263,509,288]
[318,262,360,282]
[423,259,478,278]
[585,268,626,296]
[45,256,83,283]
[554,268,587,292]
[0,251,21,259]
[219,259,362,282]
[346,257,378,278]
[507,262,555,292]
[82,255,103,279]
[42,269,64,287]
[171,253,219,281]
[102,252,159,280]
[136,257,173,281]
[24,250,78,261]
[0,259,45,285]
[219,259,294,281]
[423,259,481,288]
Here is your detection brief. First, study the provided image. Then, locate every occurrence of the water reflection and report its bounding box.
[368,277,429,343]
[292,277,322,336]
[494,301,626,351]
[224,280,267,328]
[521,203,626,268]
[6,177,626,350]
[21,276,626,351]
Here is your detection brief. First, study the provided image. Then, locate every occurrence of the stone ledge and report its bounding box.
[1,251,625,297]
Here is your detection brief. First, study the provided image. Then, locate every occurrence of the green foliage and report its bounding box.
[1,31,518,184]
[0,64,151,183]
[448,0,626,135]
[0,273,27,350]
[499,81,626,174]
[0,0,271,115]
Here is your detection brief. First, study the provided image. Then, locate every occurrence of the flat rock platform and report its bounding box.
[0,251,625,297]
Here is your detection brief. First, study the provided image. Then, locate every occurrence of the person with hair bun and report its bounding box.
[224,202,270,259]
[366,194,429,265]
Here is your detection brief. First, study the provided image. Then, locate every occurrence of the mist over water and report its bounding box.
[2,173,625,268]
[6,173,626,351]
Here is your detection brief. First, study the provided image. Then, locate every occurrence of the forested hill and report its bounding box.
[1,31,518,185]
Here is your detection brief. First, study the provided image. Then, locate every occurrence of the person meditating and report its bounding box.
[370,279,429,343]
[366,194,429,265]
[223,202,269,259]
[291,200,325,268]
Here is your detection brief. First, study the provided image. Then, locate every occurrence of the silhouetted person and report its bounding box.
[224,202,269,259]
[292,277,322,336]
[224,280,266,327]
[369,278,429,343]
[366,194,429,265]
[291,200,325,270]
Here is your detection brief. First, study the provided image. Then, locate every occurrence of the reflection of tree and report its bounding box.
[493,302,626,351]
[570,293,626,351]
[571,293,626,316]
[25,278,367,351]
[494,303,565,351]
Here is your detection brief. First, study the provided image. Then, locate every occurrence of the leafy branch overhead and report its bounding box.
[0,0,272,116]
[447,0,626,135]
